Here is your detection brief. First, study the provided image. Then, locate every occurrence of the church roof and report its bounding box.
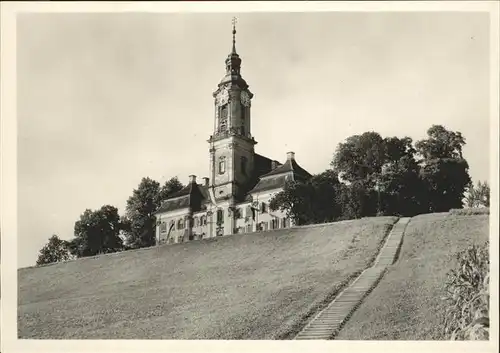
[155,195,191,214]
[254,153,282,177]
[259,156,312,179]
[155,153,312,215]
[249,174,291,194]
[248,153,312,194]
[154,181,209,215]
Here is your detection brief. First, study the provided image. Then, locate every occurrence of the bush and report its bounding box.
[443,241,489,340]
[449,207,490,216]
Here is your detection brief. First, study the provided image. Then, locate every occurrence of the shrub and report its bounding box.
[443,241,489,340]
[449,207,490,216]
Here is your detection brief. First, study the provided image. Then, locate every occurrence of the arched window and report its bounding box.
[217,209,224,225]
[219,104,228,132]
[261,202,267,213]
[241,104,246,119]
[241,156,247,176]
[177,218,184,230]
[240,106,247,136]
[200,215,206,226]
[219,157,226,174]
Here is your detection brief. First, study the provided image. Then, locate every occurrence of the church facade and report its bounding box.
[154,22,311,245]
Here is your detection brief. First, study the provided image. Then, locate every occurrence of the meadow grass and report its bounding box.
[18,216,396,339]
[449,207,490,216]
[336,213,489,340]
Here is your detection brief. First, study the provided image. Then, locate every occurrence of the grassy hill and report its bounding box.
[18,213,489,340]
[336,212,490,340]
[18,216,397,339]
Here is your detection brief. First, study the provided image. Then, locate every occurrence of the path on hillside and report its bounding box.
[294,217,411,340]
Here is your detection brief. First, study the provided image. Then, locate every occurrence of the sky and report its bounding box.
[16,12,490,268]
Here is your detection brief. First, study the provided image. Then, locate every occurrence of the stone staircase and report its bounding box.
[294,217,411,340]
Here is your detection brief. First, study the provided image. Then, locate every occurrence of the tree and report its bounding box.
[124,177,160,249]
[68,205,124,258]
[269,170,342,225]
[269,180,314,225]
[378,155,425,216]
[308,169,342,223]
[416,125,471,212]
[384,136,416,164]
[420,158,471,212]
[123,176,185,249]
[158,177,184,203]
[465,180,490,208]
[337,180,378,220]
[36,234,71,266]
[378,136,425,216]
[415,125,466,160]
[331,131,386,183]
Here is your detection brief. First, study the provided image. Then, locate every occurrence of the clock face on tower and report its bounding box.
[240,90,251,107]
[218,88,229,105]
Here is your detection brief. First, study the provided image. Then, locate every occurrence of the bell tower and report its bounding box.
[208,18,257,206]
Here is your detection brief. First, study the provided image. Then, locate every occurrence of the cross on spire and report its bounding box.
[231,17,237,53]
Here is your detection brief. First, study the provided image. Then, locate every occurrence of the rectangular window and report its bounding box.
[241,157,247,175]
[219,160,226,174]
[160,222,167,233]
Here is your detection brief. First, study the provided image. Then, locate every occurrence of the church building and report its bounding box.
[154,21,312,244]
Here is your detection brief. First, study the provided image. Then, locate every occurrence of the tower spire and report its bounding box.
[217,17,248,89]
[231,17,237,54]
